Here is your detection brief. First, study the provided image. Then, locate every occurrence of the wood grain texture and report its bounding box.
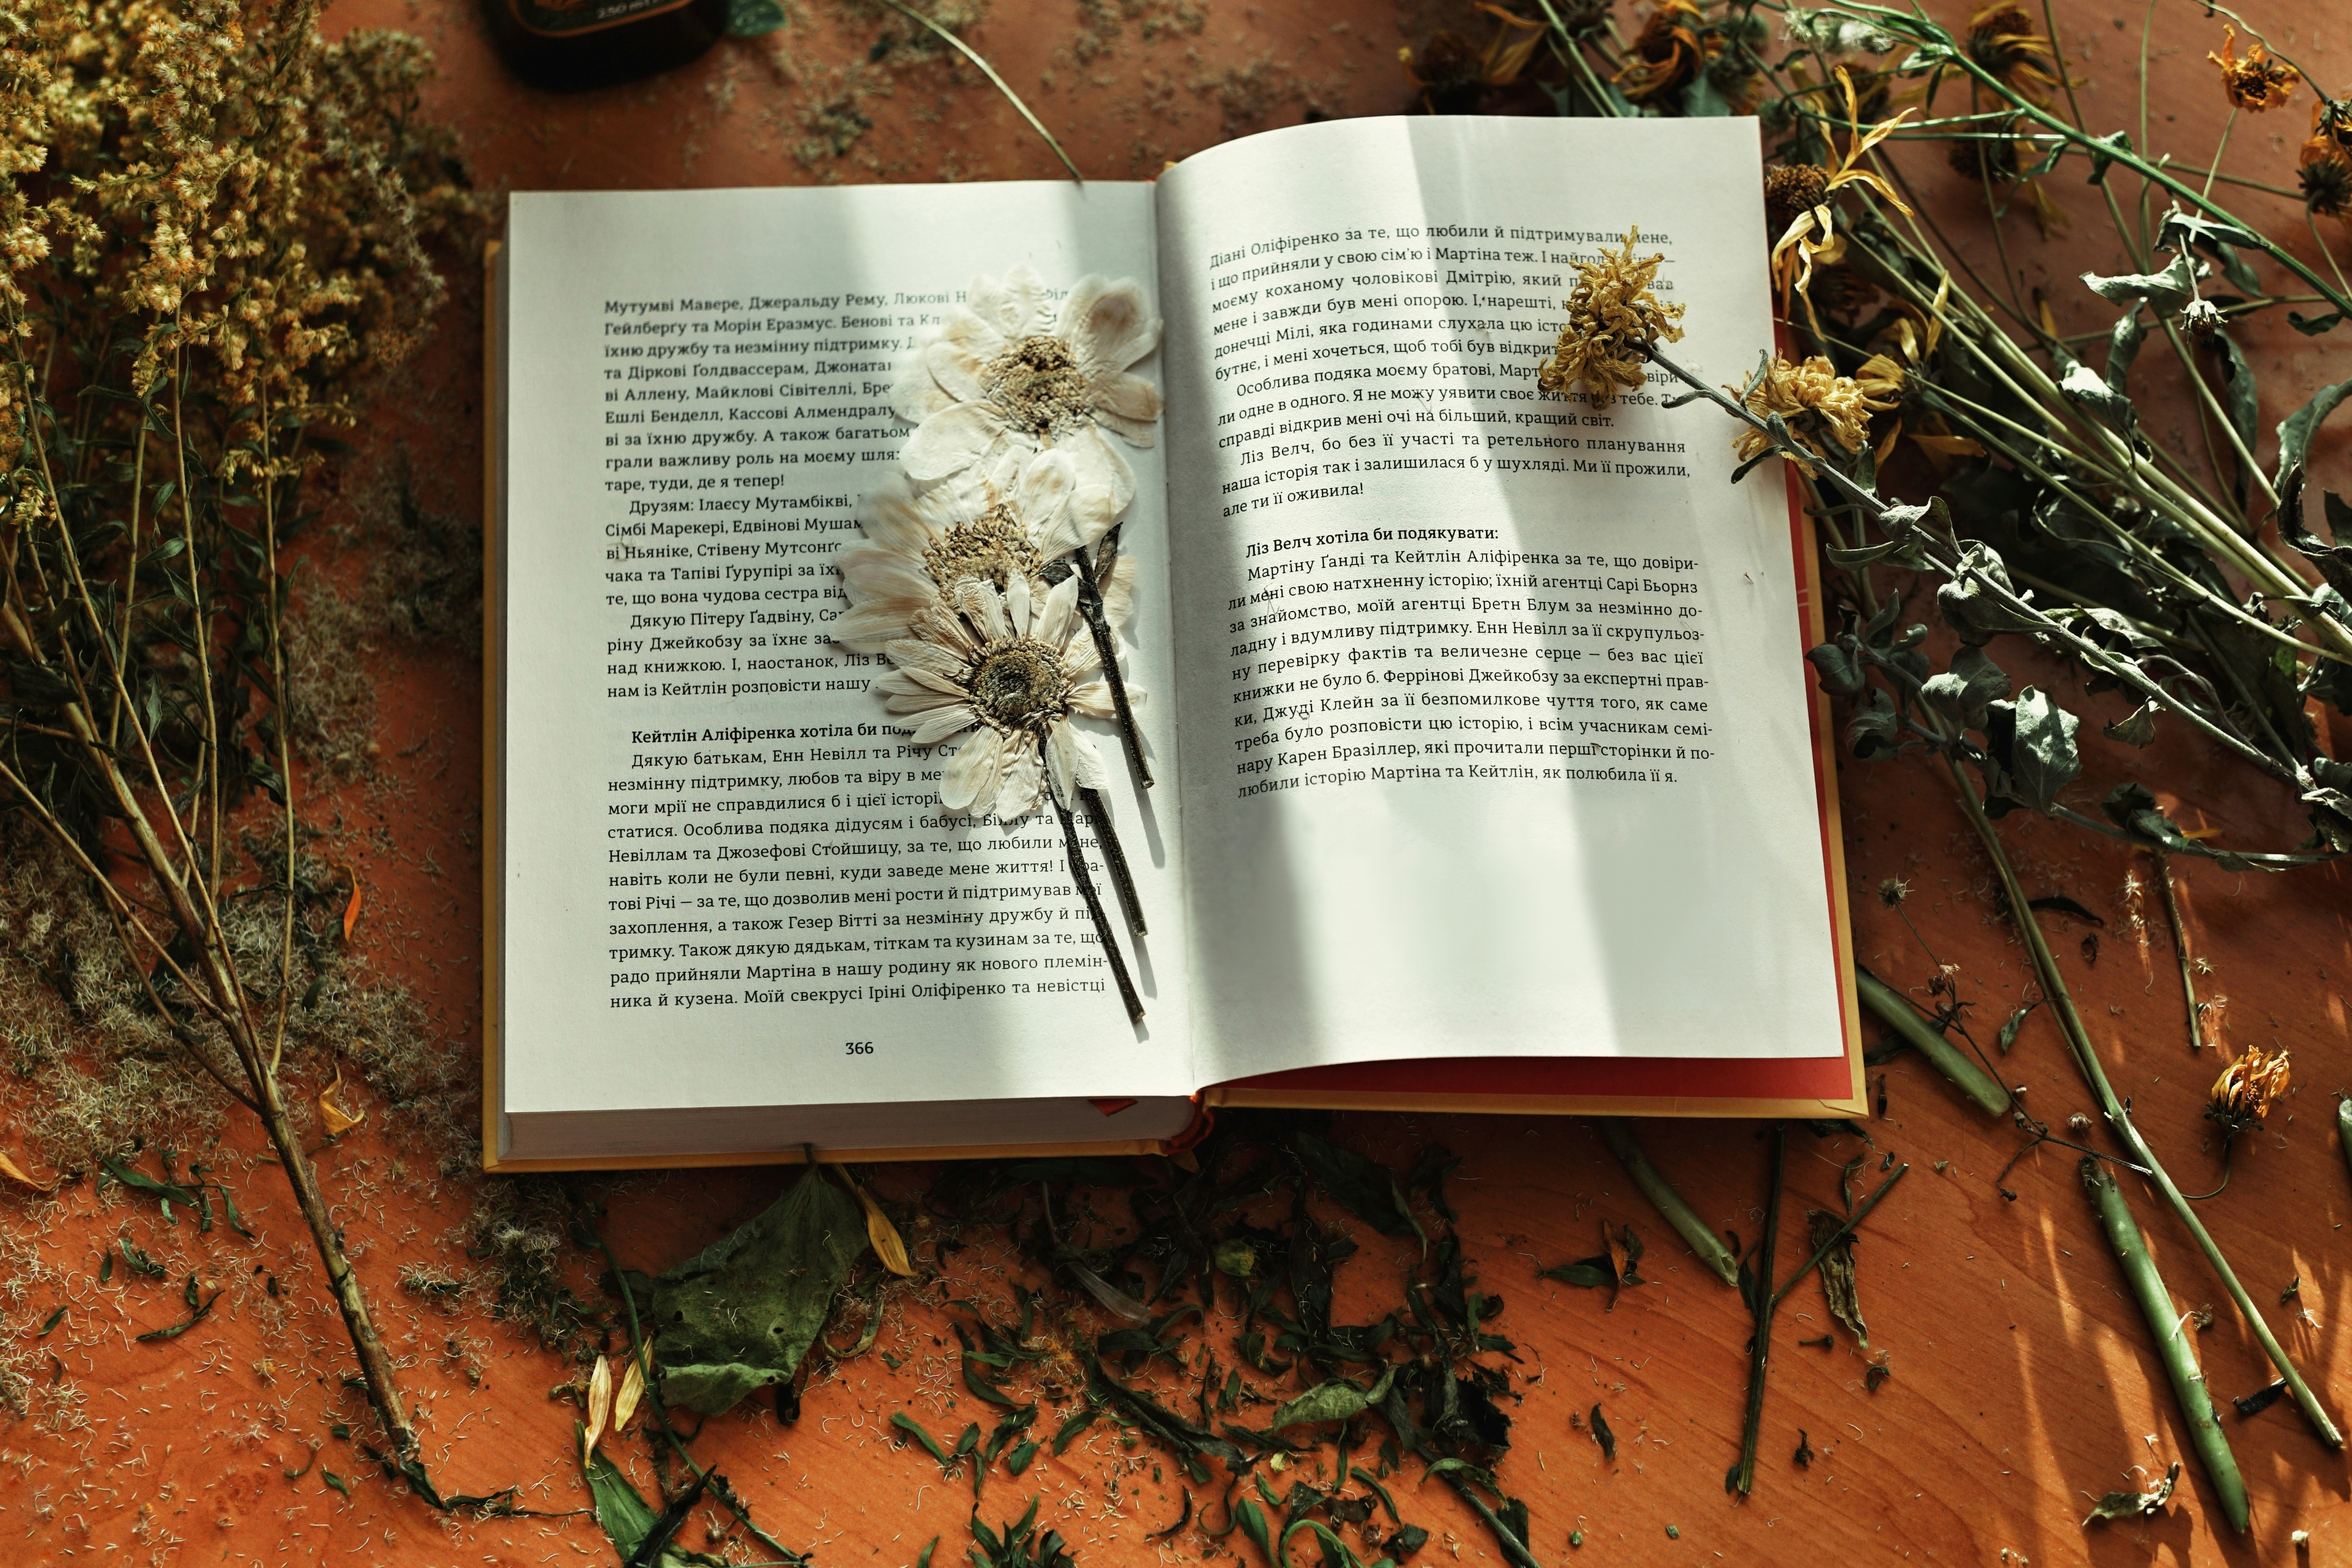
[4,1,2350,1564]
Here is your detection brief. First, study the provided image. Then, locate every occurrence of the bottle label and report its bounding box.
[506,0,700,37]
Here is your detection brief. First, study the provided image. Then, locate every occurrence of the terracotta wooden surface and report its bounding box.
[6,1,2352,1564]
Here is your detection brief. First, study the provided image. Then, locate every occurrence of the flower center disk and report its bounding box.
[986,335,1093,439]
[968,639,1067,730]
[923,504,1042,595]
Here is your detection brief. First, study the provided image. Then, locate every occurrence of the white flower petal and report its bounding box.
[1006,571,1033,638]
[941,727,1004,812]
[992,738,1044,822]
[957,579,1012,643]
[889,334,951,424]
[1064,723,1110,791]
[903,402,1008,484]
[1059,423,1136,515]
[1063,277,1160,376]
[1035,574,1081,650]
[910,705,983,746]
[1012,448,1077,535]
[1000,265,1054,337]
[886,637,967,678]
[1045,720,1077,805]
[1069,675,1117,719]
[1099,554,1139,635]
[1091,371,1162,433]
[926,332,991,404]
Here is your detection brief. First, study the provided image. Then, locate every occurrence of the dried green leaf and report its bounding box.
[1589,1403,1615,1461]
[1265,1364,1395,1431]
[1234,1496,1270,1556]
[1996,1002,2037,1054]
[1005,1440,1039,1476]
[646,1166,868,1414]
[1537,1256,1615,1289]
[1793,1429,1813,1467]
[37,1305,65,1337]
[1806,1210,1869,1348]
[322,1470,351,1498]
[2233,1380,2288,1418]
[136,1276,219,1342]
[1988,687,2082,814]
[1919,644,2011,730]
[1291,1131,1426,1250]
[2080,252,2197,314]
[893,1412,951,1468]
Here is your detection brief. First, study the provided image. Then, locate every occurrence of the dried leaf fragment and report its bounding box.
[1806,1208,1869,1347]
[840,1167,915,1278]
[2082,1460,2180,1527]
[582,1354,613,1465]
[318,1066,365,1137]
[0,1148,52,1192]
[613,1354,645,1437]
[332,860,364,943]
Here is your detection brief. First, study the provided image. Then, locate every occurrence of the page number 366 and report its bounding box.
[844,1041,876,1056]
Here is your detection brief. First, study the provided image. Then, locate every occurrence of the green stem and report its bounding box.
[1593,1118,1740,1287]
[1725,1124,1785,1498]
[2152,854,2206,1051]
[1854,970,2010,1117]
[1945,755,2343,1449]
[2080,1158,2249,1533]
[2200,106,2239,202]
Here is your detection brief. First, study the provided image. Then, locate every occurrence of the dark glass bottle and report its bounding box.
[483,0,731,93]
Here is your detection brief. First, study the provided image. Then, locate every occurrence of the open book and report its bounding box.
[484,114,1864,1171]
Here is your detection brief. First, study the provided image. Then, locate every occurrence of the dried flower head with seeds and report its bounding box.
[1536,228,1684,409]
[832,450,1130,654]
[892,266,1162,515]
[2208,26,2297,112]
[1729,354,1899,477]
[2300,144,2352,220]
[877,577,1126,822]
[1398,4,1546,115]
[2206,1044,2290,1137]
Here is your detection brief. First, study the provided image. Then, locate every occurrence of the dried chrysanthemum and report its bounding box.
[2206,1044,2290,1138]
[1729,354,1898,477]
[2314,97,2352,160]
[1614,0,1708,105]
[1964,3,2064,106]
[831,450,1128,653]
[876,576,1125,822]
[1398,4,1546,114]
[1855,280,1985,468]
[1763,163,1829,237]
[892,266,1162,514]
[1536,228,1685,409]
[2208,26,2297,112]
[1769,68,1915,330]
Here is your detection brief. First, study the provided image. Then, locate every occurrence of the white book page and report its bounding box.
[500,182,1195,1121]
[1155,117,1843,1083]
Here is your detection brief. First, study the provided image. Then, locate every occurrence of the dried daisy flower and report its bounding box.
[2208,26,2297,113]
[1769,69,1915,331]
[2314,97,2352,160]
[877,576,1124,822]
[1963,3,2064,107]
[2300,145,2352,219]
[1614,0,1707,106]
[2206,1044,2290,1138]
[1729,354,1898,477]
[1536,228,1685,409]
[892,266,1162,516]
[832,451,1127,654]
[1399,5,1546,115]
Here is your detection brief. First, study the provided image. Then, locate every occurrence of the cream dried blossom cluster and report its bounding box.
[0,0,474,490]
[839,265,1161,827]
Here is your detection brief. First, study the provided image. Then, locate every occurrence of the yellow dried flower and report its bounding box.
[2208,26,2297,112]
[1770,68,1915,333]
[1729,354,1898,477]
[1535,228,1684,410]
[2207,1044,2290,1137]
[1614,0,1707,106]
[1964,3,2064,106]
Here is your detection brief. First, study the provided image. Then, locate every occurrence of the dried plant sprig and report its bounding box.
[2081,1158,2250,1533]
[0,1,478,1479]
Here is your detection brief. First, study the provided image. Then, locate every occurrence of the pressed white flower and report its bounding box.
[876,576,1129,822]
[891,266,1161,514]
[832,448,1130,654]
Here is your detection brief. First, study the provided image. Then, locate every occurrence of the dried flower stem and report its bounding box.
[2337,1100,2352,1189]
[1076,529,1151,789]
[1725,1123,1784,1498]
[2152,854,2206,1051]
[1078,787,1145,937]
[1946,755,2341,1448]
[1049,771,1144,1023]
[2080,1158,2249,1533]
[1592,1118,1738,1288]
[1853,971,2009,1117]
